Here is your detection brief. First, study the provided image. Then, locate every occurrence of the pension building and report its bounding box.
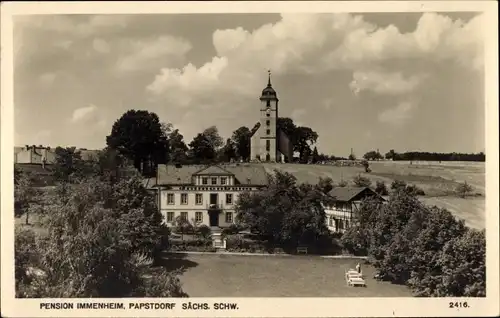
[151,164,268,228]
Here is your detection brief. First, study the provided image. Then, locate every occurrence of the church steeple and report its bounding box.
[260,70,278,101]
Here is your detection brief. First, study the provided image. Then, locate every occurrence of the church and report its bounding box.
[249,72,293,163]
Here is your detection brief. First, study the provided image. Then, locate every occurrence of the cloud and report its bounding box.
[71,104,98,123]
[146,12,484,109]
[39,72,56,85]
[93,38,110,53]
[378,101,415,125]
[349,70,426,95]
[116,36,192,72]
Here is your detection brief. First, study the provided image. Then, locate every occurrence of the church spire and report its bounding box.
[267,69,272,87]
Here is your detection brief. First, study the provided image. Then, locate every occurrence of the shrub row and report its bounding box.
[341,192,485,297]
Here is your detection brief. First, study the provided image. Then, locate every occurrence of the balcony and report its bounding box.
[206,202,223,210]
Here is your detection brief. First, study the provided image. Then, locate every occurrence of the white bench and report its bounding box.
[297,246,308,254]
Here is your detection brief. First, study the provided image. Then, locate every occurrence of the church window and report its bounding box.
[266,113,270,117]
[266,129,270,135]
[266,153,271,161]
[266,140,270,151]
[266,120,270,126]
[266,100,271,107]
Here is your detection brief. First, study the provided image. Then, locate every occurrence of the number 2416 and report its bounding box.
[449,302,469,308]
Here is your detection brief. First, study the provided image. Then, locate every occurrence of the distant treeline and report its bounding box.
[385,150,485,162]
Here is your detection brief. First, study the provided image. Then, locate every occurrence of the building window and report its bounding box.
[336,219,344,231]
[226,193,233,205]
[181,193,188,205]
[181,212,188,221]
[221,177,227,185]
[266,129,270,135]
[329,216,334,227]
[266,120,270,126]
[266,140,270,151]
[225,212,233,223]
[195,212,203,223]
[202,177,208,185]
[211,177,217,185]
[166,212,175,223]
[266,100,271,107]
[266,113,270,117]
[167,193,175,205]
[195,193,203,205]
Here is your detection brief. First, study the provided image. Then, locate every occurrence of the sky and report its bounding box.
[13,12,485,157]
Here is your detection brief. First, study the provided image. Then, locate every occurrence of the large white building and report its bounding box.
[250,72,293,163]
[151,164,268,228]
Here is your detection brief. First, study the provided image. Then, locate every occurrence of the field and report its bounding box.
[263,161,485,229]
[160,253,411,297]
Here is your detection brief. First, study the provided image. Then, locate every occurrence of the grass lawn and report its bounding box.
[158,253,412,297]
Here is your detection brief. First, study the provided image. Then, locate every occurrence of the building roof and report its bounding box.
[260,72,278,101]
[327,186,384,202]
[157,164,269,186]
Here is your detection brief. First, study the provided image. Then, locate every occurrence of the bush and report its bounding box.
[455,181,474,198]
[345,190,485,296]
[169,238,215,252]
[375,181,389,195]
[196,225,212,239]
[221,223,244,236]
[224,234,267,253]
[352,175,372,188]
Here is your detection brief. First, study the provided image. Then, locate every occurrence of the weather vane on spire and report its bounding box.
[267,69,272,86]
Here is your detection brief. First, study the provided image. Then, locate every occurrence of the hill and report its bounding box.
[261,161,485,229]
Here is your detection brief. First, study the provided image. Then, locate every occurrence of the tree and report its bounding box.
[455,181,474,198]
[168,129,189,164]
[277,118,319,161]
[311,146,320,164]
[363,151,383,161]
[236,170,330,248]
[16,171,182,298]
[188,133,216,163]
[352,175,372,188]
[348,153,356,161]
[106,110,168,176]
[375,181,389,195]
[202,126,224,151]
[53,147,88,182]
[385,149,396,160]
[222,138,237,162]
[231,126,252,161]
[14,171,38,223]
[432,229,485,296]
[315,177,334,194]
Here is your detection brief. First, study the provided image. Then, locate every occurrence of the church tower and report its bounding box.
[258,70,279,162]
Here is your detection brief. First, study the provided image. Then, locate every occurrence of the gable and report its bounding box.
[249,122,261,137]
[193,165,234,176]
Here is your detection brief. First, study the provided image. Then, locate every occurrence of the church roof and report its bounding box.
[156,164,269,186]
[260,71,278,100]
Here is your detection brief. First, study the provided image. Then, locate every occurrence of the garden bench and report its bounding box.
[296,246,308,254]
